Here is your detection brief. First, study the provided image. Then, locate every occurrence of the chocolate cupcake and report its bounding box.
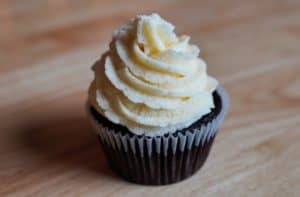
[87,13,229,185]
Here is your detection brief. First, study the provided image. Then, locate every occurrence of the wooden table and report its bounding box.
[1,0,299,196]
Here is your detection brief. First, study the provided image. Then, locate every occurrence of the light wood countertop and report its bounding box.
[0,0,300,196]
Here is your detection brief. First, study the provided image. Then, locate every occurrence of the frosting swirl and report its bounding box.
[89,13,218,136]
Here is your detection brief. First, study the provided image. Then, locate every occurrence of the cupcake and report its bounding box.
[87,13,229,185]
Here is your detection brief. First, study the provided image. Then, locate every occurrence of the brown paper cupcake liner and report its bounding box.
[88,86,229,185]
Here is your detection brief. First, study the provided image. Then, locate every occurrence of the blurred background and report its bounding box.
[0,0,299,196]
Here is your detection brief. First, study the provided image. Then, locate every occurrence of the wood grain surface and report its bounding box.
[0,0,300,196]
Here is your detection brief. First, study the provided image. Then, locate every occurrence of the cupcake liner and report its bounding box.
[88,86,229,185]
[98,135,216,185]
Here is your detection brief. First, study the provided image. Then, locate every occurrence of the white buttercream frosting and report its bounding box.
[89,13,218,136]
